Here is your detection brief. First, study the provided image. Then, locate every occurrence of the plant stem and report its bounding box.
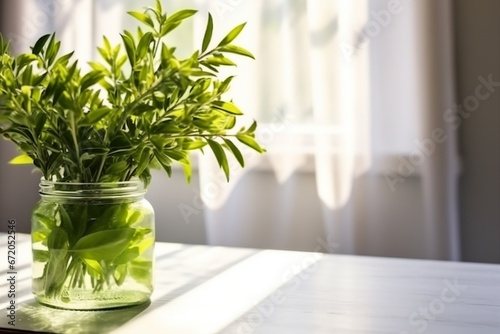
[69,112,83,181]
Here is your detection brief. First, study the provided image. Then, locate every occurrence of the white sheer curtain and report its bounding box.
[194,0,460,260]
[193,0,371,255]
[1,0,460,260]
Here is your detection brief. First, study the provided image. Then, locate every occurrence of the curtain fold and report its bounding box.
[413,0,460,260]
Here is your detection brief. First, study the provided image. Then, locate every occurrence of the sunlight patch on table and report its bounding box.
[113,250,322,334]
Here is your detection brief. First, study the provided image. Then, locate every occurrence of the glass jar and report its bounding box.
[31,180,155,310]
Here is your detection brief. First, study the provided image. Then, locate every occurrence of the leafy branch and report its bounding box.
[0,0,264,185]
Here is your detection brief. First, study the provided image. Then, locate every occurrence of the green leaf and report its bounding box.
[212,101,243,115]
[47,227,69,251]
[136,234,154,254]
[135,148,151,176]
[129,260,152,287]
[73,228,136,261]
[155,121,182,134]
[202,14,213,53]
[193,118,212,130]
[44,227,69,295]
[83,258,103,278]
[225,115,236,129]
[201,62,219,73]
[218,45,255,59]
[97,46,110,62]
[113,247,140,265]
[155,0,163,14]
[116,55,128,70]
[182,140,207,150]
[248,120,257,133]
[236,134,266,153]
[189,70,216,77]
[137,32,154,60]
[90,204,130,231]
[33,72,48,87]
[167,9,197,23]
[22,65,33,86]
[33,249,49,262]
[0,34,10,54]
[32,231,49,243]
[113,263,128,286]
[32,34,51,56]
[154,150,172,177]
[205,55,236,66]
[127,211,143,225]
[154,149,171,165]
[128,11,155,28]
[103,36,112,52]
[88,61,110,76]
[21,85,32,96]
[139,169,152,187]
[159,9,197,37]
[165,46,177,59]
[9,155,33,165]
[164,149,188,164]
[53,51,74,68]
[80,153,95,162]
[45,34,59,66]
[82,107,111,125]
[182,161,192,183]
[207,139,230,181]
[121,33,136,66]
[131,103,155,115]
[218,76,234,94]
[99,78,113,90]
[151,135,169,150]
[33,212,55,230]
[223,138,245,167]
[218,23,246,46]
[34,112,47,138]
[17,54,39,69]
[106,161,129,175]
[160,21,182,36]
[80,71,105,91]
[57,205,74,238]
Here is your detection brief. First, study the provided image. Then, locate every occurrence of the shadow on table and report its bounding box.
[17,300,151,334]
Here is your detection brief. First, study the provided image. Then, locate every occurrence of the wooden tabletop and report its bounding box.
[1,233,499,333]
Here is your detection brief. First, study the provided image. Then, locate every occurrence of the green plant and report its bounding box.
[0,1,263,307]
[0,1,263,185]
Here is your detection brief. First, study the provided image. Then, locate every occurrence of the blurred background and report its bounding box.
[0,0,498,263]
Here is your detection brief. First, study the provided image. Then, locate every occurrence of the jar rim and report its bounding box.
[39,179,146,199]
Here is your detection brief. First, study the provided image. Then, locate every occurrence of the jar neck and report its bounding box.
[39,180,146,200]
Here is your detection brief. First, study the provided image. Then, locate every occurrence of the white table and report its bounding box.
[1,233,499,333]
